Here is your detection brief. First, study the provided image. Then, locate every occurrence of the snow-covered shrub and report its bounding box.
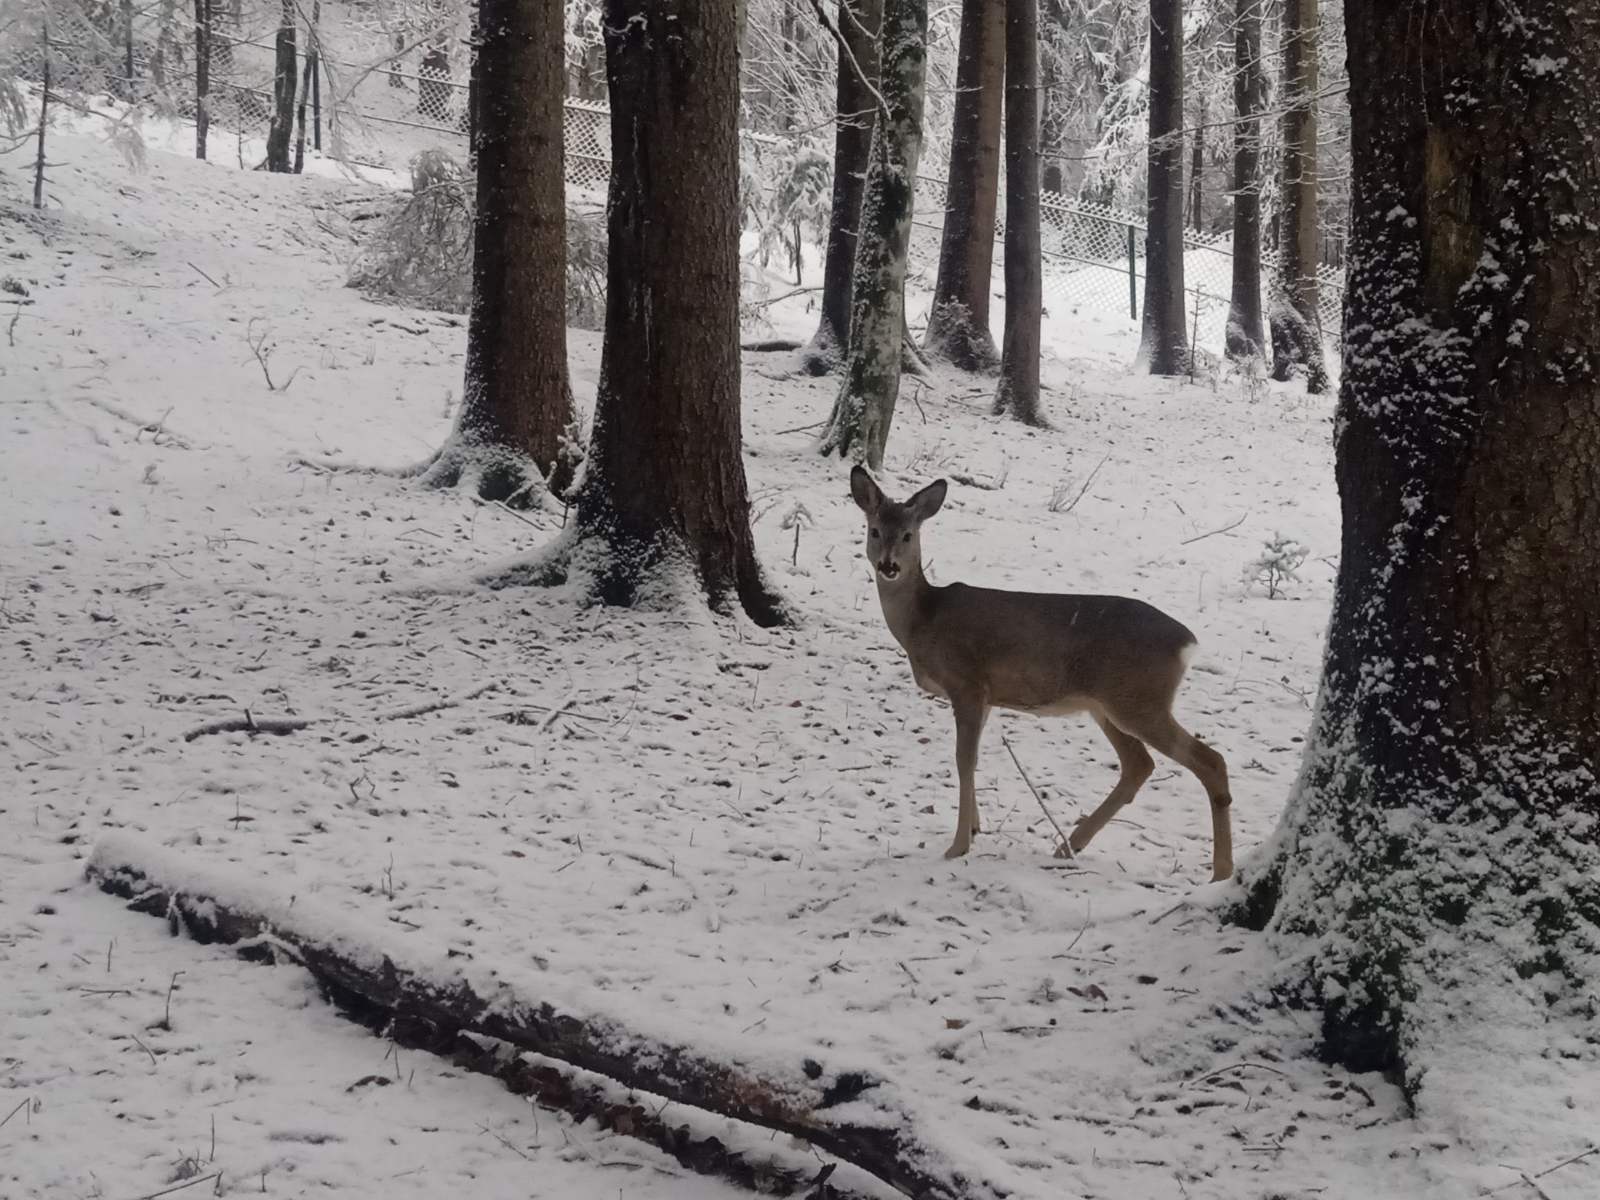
[1245,533,1309,599]
[565,207,607,331]
[757,136,832,280]
[347,149,475,312]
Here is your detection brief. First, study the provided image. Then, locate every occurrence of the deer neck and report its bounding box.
[874,563,931,650]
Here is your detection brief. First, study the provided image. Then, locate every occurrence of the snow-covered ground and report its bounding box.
[3,119,1588,1200]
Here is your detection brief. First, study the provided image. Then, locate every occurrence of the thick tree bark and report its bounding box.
[265,0,296,173]
[817,0,927,470]
[803,0,883,375]
[1270,0,1328,390]
[422,0,577,506]
[991,0,1042,425]
[86,837,1007,1200]
[1188,94,1204,232]
[1137,0,1186,374]
[1224,0,1265,360]
[1240,0,1600,1113]
[526,0,782,625]
[922,0,1003,371]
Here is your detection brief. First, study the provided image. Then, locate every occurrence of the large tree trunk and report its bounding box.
[265,0,296,172]
[922,0,1003,371]
[816,0,927,469]
[1137,0,1186,374]
[531,0,783,625]
[991,0,1042,425]
[419,0,577,507]
[1240,0,1600,1133]
[193,0,209,160]
[1224,0,1265,360]
[1269,0,1328,390]
[87,835,1007,1200]
[803,0,883,375]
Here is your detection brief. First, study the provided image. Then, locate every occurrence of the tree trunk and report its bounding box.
[991,0,1042,425]
[32,22,48,209]
[265,0,296,173]
[540,0,783,625]
[922,0,1003,371]
[803,0,883,375]
[1269,0,1328,390]
[817,0,927,469]
[1138,0,1186,374]
[1188,93,1204,231]
[421,0,577,506]
[293,18,313,173]
[1224,0,1265,360]
[87,836,1008,1200]
[193,0,209,160]
[1240,0,1600,1124]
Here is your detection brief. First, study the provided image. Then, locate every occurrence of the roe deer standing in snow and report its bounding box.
[849,466,1234,880]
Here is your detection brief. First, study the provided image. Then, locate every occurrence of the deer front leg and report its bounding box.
[945,696,989,859]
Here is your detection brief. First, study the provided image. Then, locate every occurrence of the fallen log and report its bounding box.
[86,834,1010,1200]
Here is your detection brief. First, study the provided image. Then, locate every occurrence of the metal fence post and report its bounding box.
[1127,224,1137,319]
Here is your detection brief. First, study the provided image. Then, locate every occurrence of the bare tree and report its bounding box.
[1239,0,1600,1113]
[817,0,928,468]
[1224,0,1266,359]
[193,0,210,160]
[803,0,883,375]
[1270,0,1328,390]
[1137,0,1186,374]
[514,0,784,626]
[991,0,1043,425]
[265,0,296,172]
[418,0,577,504]
[923,0,1004,371]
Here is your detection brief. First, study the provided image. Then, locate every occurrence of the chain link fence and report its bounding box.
[9,6,1342,351]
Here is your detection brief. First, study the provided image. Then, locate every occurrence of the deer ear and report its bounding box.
[906,478,948,523]
[849,465,884,514]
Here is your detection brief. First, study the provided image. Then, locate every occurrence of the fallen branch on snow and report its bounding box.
[86,835,1010,1200]
[183,681,505,741]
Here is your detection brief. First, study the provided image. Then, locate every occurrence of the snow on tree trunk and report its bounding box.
[818,0,928,470]
[1269,0,1328,391]
[1225,0,1266,360]
[1239,0,1600,1136]
[265,0,296,173]
[1137,0,1186,375]
[524,0,783,626]
[804,0,883,376]
[421,0,578,506]
[922,0,1003,372]
[991,0,1042,425]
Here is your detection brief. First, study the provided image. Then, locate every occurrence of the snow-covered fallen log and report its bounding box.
[86,833,1011,1200]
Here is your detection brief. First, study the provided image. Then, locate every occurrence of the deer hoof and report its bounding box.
[943,837,972,860]
[1052,841,1075,861]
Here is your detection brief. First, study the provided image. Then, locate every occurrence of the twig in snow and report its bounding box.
[245,319,303,392]
[1484,1146,1600,1195]
[187,262,221,289]
[380,680,501,721]
[182,714,313,742]
[1048,453,1110,515]
[538,691,579,736]
[1185,1061,1289,1088]
[477,1122,535,1161]
[0,1096,33,1131]
[117,1172,223,1200]
[1000,733,1072,857]
[1179,512,1248,545]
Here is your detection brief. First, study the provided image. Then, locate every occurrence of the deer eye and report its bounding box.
[868,529,879,539]
[902,532,911,543]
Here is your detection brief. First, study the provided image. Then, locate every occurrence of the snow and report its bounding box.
[3,117,1595,1200]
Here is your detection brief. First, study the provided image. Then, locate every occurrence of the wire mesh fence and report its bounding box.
[9,5,1343,351]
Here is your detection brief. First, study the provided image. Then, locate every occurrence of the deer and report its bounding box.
[849,466,1234,881]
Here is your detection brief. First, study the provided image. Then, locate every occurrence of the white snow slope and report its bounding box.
[3,123,1590,1200]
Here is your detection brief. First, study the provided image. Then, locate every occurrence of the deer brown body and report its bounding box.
[850,466,1234,880]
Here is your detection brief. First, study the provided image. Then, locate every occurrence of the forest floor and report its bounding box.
[2,120,1590,1200]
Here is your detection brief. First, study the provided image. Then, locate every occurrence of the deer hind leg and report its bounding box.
[1113,709,1234,882]
[1064,715,1154,858]
[945,695,989,859]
